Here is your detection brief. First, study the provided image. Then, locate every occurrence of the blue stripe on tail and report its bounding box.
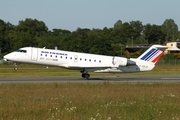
[140,48,156,61]
[144,49,159,61]
[140,48,161,62]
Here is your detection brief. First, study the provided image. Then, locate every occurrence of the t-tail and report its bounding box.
[137,45,167,64]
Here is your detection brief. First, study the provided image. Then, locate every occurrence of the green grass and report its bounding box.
[0,64,180,77]
[0,64,79,77]
[0,64,180,119]
[0,83,179,120]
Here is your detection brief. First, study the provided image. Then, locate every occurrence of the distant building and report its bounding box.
[125,42,180,54]
[164,42,180,54]
[125,44,151,53]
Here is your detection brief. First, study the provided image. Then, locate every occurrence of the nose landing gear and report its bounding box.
[13,63,18,70]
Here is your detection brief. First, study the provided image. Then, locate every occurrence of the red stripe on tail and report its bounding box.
[151,52,164,63]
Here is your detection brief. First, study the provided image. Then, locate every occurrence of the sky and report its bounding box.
[0,0,179,31]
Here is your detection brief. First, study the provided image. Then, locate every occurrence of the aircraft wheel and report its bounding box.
[82,73,85,78]
[14,67,18,70]
[85,74,90,80]
[81,73,90,79]
[13,63,18,70]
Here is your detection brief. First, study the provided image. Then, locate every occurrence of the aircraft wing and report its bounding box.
[61,64,112,71]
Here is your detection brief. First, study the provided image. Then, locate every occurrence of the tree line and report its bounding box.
[0,18,180,59]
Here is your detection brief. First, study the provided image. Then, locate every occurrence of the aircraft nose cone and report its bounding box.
[3,55,8,60]
[3,54,12,61]
[3,52,18,61]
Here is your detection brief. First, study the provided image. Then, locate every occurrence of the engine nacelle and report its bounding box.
[113,57,136,67]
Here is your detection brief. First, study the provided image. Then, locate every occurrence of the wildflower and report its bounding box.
[96,113,100,117]
[107,117,111,120]
[170,93,175,97]
[89,117,96,120]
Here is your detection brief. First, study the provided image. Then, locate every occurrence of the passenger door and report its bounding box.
[31,47,38,61]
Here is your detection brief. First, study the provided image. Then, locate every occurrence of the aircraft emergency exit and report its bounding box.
[4,45,167,79]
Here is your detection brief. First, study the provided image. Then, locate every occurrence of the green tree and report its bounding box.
[0,20,14,55]
[178,31,180,40]
[18,18,48,36]
[129,20,143,39]
[36,29,71,49]
[114,20,123,29]
[143,24,164,44]
[88,29,113,55]
[9,18,48,50]
[161,19,178,41]
[112,21,143,45]
[1,17,180,59]
[0,19,6,53]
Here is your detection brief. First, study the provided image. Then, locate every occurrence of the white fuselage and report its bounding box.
[4,47,155,73]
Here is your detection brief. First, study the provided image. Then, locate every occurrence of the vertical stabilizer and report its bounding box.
[137,45,167,64]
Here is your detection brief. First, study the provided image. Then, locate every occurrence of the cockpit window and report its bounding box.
[16,49,27,53]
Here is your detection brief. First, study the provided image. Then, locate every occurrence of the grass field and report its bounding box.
[0,64,180,77]
[0,64,180,119]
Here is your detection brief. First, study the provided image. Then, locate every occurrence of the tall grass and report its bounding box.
[0,64,180,119]
[0,83,179,120]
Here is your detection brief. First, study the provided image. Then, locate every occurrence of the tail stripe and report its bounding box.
[144,49,159,61]
[140,48,157,60]
[140,48,163,63]
[140,49,154,60]
[146,49,160,61]
[147,50,160,61]
[137,45,166,64]
[151,51,163,63]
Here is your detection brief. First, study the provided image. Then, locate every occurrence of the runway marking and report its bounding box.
[161,78,180,80]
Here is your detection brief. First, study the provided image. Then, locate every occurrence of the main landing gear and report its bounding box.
[80,69,90,80]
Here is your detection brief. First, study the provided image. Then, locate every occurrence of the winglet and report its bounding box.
[137,45,167,64]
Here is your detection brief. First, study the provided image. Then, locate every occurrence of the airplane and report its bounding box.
[3,45,167,79]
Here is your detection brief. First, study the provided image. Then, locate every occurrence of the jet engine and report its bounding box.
[113,57,136,67]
